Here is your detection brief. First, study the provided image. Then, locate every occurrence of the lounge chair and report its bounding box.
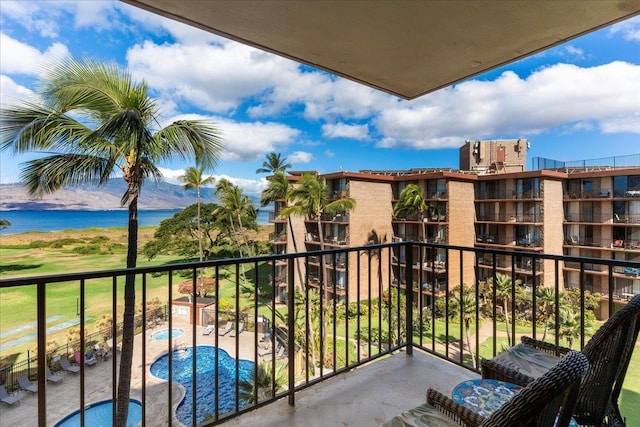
[257,344,273,357]
[218,322,232,336]
[84,352,97,366]
[46,366,63,383]
[481,294,640,427]
[0,385,22,406]
[59,357,80,373]
[423,351,589,427]
[202,324,215,335]
[262,345,286,362]
[17,376,37,393]
[230,322,244,337]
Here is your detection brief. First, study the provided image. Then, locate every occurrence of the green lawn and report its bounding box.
[0,238,272,363]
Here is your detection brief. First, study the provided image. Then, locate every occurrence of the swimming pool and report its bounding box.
[150,345,254,425]
[150,328,184,340]
[54,399,142,427]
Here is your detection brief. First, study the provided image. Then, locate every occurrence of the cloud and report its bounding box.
[0,1,62,38]
[288,151,313,164]
[609,15,640,43]
[124,34,392,120]
[126,39,298,113]
[600,113,640,134]
[0,75,38,107]
[0,34,70,76]
[375,61,640,149]
[159,113,301,163]
[562,46,585,60]
[324,149,335,157]
[159,168,266,196]
[322,122,369,140]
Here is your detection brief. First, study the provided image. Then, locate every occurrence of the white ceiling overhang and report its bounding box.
[122,0,640,99]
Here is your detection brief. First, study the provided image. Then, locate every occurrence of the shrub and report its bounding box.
[29,240,48,248]
[72,244,104,255]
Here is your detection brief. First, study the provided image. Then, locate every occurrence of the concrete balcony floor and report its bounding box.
[225,350,478,427]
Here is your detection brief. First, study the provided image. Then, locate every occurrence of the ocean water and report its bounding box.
[0,209,270,236]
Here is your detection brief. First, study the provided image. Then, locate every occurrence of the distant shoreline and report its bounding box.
[0,223,271,246]
[0,209,271,236]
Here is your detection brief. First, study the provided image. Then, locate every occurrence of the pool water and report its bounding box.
[150,328,184,340]
[54,399,142,427]
[150,345,254,426]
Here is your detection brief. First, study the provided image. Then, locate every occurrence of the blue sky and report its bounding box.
[1,1,639,198]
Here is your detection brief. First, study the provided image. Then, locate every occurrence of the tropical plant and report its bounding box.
[178,278,216,300]
[393,184,439,243]
[486,273,523,347]
[448,284,483,368]
[260,172,304,287]
[279,173,355,299]
[238,361,287,404]
[0,58,223,427]
[0,219,10,230]
[536,286,565,342]
[215,178,258,258]
[556,307,593,349]
[96,315,114,341]
[179,166,215,289]
[256,152,291,174]
[142,203,225,260]
[381,288,407,347]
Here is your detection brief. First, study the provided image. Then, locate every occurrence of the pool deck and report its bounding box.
[0,320,476,426]
[0,320,259,427]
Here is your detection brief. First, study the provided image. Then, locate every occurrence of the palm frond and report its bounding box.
[155,120,223,170]
[20,154,111,196]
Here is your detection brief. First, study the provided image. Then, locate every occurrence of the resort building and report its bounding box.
[268,146,640,318]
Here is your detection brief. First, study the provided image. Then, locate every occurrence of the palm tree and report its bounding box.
[487,273,522,347]
[179,166,215,294]
[393,184,439,242]
[449,285,483,368]
[279,173,355,299]
[215,178,258,257]
[260,172,304,288]
[256,152,291,174]
[556,307,591,349]
[0,58,222,427]
[536,286,564,342]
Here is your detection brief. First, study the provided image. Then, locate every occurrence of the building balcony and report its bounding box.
[269,232,288,244]
[268,211,287,223]
[476,212,542,223]
[2,243,639,426]
[613,213,640,224]
[564,213,603,223]
[564,190,612,199]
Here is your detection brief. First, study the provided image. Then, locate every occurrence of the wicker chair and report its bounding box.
[481,294,640,427]
[427,351,589,427]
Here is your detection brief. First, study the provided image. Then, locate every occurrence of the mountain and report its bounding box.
[0,180,218,211]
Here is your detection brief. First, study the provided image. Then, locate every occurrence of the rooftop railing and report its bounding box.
[1,243,639,426]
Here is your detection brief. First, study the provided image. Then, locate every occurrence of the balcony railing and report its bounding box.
[477,212,542,222]
[564,213,603,223]
[1,243,639,426]
[613,213,640,224]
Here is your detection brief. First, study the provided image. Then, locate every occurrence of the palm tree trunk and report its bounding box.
[197,188,204,296]
[115,184,138,427]
[287,217,305,290]
[317,216,329,302]
[503,300,512,347]
[237,214,253,257]
[465,318,477,368]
